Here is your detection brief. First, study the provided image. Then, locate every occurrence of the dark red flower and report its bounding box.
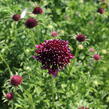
[93,54,101,60]
[97,8,105,14]
[48,69,59,77]
[78,106,89,109]
[10,75,22,86]
[25,18,38,28]
[76,34,86,42]
[51,31,58,37]
[33,39,74,76]
[12,14,21,21]
[6,93,14,100]
[33,7,43,14]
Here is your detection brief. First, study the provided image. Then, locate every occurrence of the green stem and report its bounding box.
[90,61,98,74]
[74,42,79,64]
[0,53,12,76]
[51,76,56,109]
[28,29,36,46]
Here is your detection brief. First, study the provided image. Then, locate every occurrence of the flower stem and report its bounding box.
[0,53,12,76]
[28,29,36,46]
[74,42,79,64]
[51,76,56,109]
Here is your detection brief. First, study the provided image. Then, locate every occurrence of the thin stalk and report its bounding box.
[0,53,12,76]
[28,29,36,46]
[74,42,79,64]
[51,76,56,109]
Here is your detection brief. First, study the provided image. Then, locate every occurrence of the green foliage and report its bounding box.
[0,0,109,109]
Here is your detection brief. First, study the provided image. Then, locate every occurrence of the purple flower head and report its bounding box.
[48,69,59,77]
[76,34,86,42]
[97,8,105,14]
[78,106,89,109]
[25,18,38,28]
[93,54,101,61]
[10,75,23,86]
[12,14,21,21]
[51,31,58,37]
[34,39,74,76]
[6,92,14,100]
[32,56,37,59]
[33,7,43,14]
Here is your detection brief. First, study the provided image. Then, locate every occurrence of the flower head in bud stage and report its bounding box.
[78,44,84,50]
[93,54,101,61]
[97,8,105,14]
[33,7,43,14]
[25,18,38,28]
[60,30,65,34]
[89,48,95,52]
[78,106,89,109]
[33,39,74,77]
[48,25,53,29]
[51,31,58,37]
[12,14,21,21]
[5,92,14,100]
[76,34,86,42]
[102,49,107,54]
[10,75,23,86]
